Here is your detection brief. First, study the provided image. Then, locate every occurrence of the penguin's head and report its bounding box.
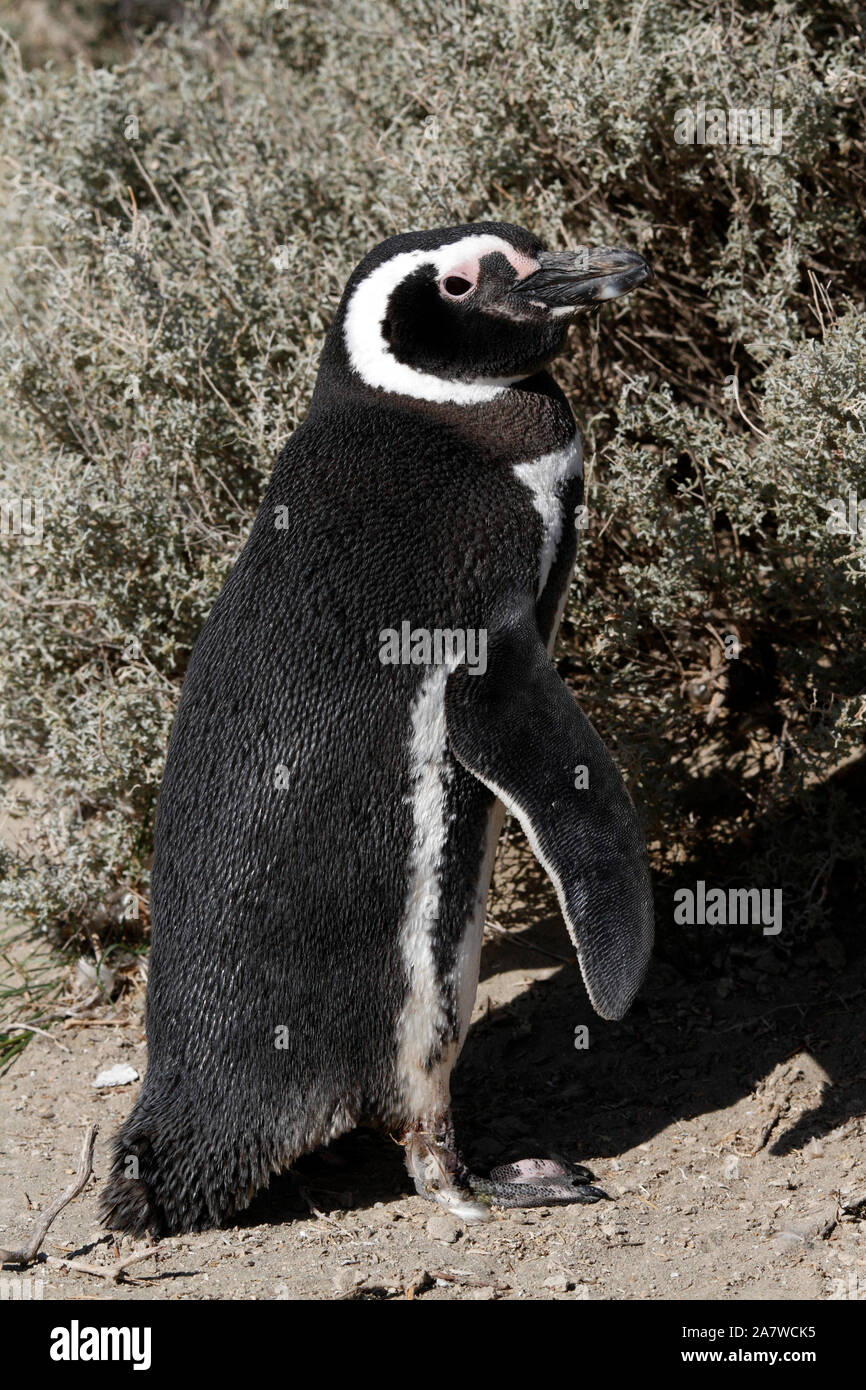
[327,222,652,406]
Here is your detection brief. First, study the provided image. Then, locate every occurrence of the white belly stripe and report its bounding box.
[396,663,456,1118]
[394,434,583,1120]
[512,435,583,599]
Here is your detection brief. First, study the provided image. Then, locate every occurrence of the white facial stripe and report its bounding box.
[343,234,539,405]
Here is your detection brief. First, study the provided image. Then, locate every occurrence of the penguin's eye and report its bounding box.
[441,275,474,299]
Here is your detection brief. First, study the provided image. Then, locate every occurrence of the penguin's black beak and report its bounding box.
[511,246,652,312]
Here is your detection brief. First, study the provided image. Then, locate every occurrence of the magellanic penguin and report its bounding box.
[101,222,654,1233]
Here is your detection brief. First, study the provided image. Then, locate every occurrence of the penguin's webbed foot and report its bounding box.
[401,1113,608,1218]
[467,1155,608,1208]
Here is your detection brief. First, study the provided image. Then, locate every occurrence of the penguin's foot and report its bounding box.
[467,1156,609,1209]
[401,1119,492,1223]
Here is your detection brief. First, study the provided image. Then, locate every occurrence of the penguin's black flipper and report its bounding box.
[444,602,653,1021]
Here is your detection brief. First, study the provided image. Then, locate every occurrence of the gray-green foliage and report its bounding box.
[0,0,864,951]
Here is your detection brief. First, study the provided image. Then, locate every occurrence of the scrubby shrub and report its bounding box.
[0,0,863,967]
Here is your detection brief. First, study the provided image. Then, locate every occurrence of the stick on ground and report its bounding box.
[0,1121,98,1266]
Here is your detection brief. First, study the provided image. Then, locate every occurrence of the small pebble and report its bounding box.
[426,1215,460,1244]
[92,1064,139,1088]
[543,1272,571,1291]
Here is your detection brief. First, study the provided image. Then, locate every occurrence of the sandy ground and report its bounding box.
[2,850,865,1302]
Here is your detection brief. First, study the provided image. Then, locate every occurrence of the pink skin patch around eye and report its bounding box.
[442,247,540,289]
[502,247,542,279]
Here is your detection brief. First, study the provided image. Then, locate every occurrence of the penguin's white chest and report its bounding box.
[512,434,583,600]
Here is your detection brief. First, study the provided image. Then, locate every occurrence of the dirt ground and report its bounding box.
[2,847,865,1302]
